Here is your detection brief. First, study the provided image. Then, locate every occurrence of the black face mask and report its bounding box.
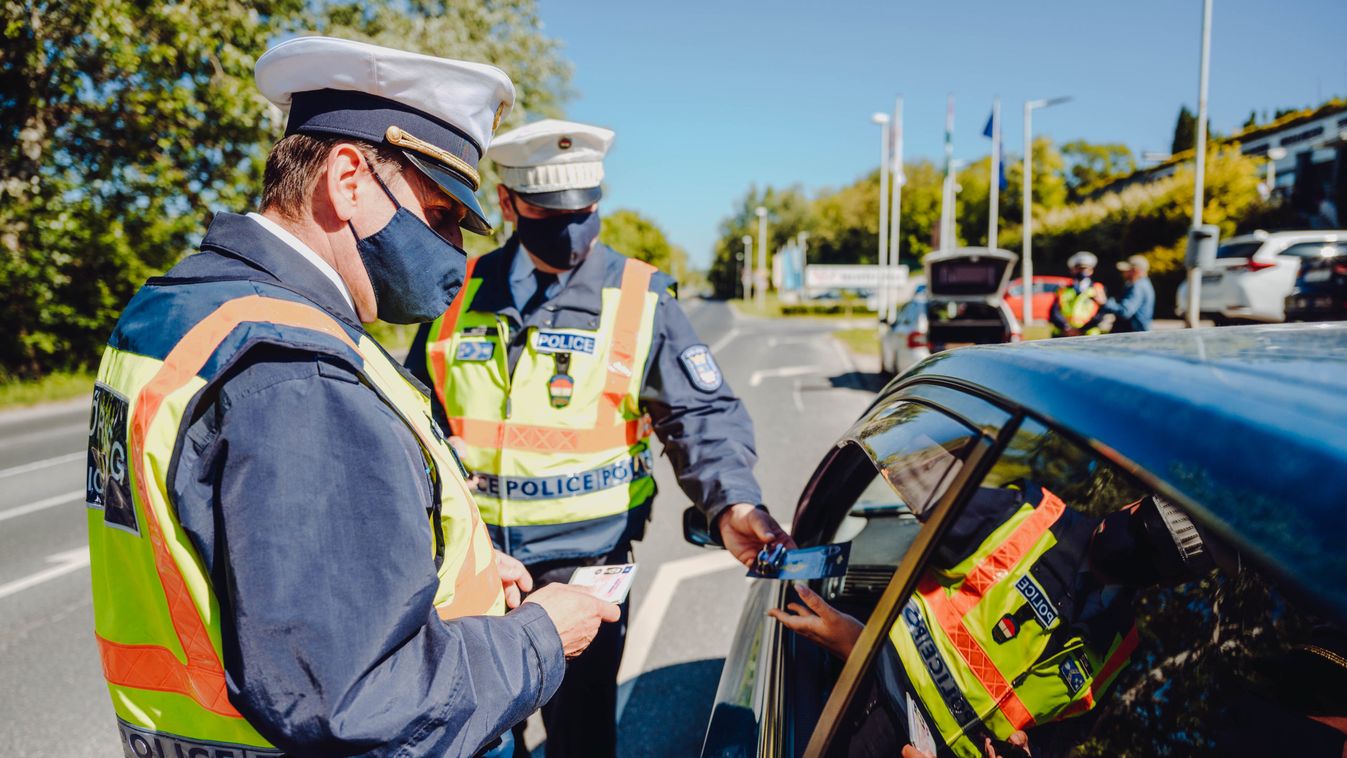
[350,171,467,324]
[513,200,600,271]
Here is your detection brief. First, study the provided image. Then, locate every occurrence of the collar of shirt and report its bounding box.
[509,243,574,311]
[246,212,356,313]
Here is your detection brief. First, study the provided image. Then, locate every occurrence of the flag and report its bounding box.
[983,109,1008,191]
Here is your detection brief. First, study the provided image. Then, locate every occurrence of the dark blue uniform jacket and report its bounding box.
[144,213,563,756]
[407,237,763,565]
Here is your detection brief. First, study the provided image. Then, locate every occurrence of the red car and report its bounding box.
[1006,276,1073,322]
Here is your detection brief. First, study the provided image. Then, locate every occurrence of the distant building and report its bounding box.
[1099,100,1347,227]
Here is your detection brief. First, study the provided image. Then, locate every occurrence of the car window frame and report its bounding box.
[802,382,1020,757]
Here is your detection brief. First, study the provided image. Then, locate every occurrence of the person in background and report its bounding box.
[1098,255,1155,333]
[1049,252,1107,337]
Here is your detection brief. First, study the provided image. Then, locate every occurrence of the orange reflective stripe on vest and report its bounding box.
[918,489,1069,731]
[104,296,357,718]
[429,255,480,412]
[598,258,656,427]
[447,415,651,453]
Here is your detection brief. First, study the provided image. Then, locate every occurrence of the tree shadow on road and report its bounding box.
[827,371,889,393]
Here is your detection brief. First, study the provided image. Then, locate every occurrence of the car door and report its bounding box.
[702,385,1004,758]
[798,407,1347,758]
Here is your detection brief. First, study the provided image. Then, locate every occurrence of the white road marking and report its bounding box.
[0,547,90,601]
[748,365,817,387]
[0,451,84,480]
[830,332,858,374]
[792,379,806,412]
[708,327,740,355]
[0,422,86,450]
[0,490,85,523]
[616,551,742,719]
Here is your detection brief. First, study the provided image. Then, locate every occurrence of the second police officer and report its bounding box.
[406,119,791,757]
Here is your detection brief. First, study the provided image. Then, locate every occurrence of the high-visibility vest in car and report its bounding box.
[86,277,503,754]
[422,256,659,553]
[888,487,1139,758]
[1051,283,1105,336]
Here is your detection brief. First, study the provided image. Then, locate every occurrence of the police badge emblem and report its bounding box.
[548,373,574,408]
[678,344,723,392]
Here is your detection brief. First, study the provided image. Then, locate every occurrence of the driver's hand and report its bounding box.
[717,503,796,568]
[768,583,864,659]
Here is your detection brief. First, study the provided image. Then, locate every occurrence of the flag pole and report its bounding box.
[988,97,1001,249]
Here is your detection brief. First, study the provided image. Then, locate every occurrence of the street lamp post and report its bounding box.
[888,97,904,323]
[741,234,753,301]
[873,112,891,321]
[1186,0,1213,329]
[1021,95,1072,328]
[755,206,768,308]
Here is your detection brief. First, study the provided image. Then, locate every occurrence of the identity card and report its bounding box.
[569,563,638,604]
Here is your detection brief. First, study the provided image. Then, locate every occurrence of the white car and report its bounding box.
[880,291,929,375]
[1177,230,1347,323]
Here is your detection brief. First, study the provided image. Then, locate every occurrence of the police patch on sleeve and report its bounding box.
[87,382,138,534]
[679,344,723,392]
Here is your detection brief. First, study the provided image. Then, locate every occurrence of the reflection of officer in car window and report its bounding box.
[772,485,1214,758]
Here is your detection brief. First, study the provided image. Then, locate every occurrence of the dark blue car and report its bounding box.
[695,324,1347,757]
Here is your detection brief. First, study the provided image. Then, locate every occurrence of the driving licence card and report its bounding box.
[746,543,850,580]
[907,694,938,755]
[569,563,638,604]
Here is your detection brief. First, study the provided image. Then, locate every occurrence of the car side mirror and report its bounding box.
[683,506,720,548]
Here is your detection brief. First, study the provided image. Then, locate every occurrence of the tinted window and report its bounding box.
[1281,242,1345,259]
[823,417,1347,758]
[1216,241,1265,259]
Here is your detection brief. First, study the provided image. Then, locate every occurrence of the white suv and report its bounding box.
[1177,230,1347,323]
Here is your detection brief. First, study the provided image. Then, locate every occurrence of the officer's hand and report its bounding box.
[718,503,796,568]
[984,732,1031,758]
[768,583,864,658]
[495,550,533,609]
[523,584,621,659]
[901,747,935,758]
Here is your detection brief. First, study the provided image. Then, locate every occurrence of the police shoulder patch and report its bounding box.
[679,344,723,392]
[87,382,138,535]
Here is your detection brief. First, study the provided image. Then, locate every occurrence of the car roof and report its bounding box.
[893,323,1347,617]
[1225,230,1347,245]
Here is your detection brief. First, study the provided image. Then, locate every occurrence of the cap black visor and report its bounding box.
[400,151,492,236]
[515,186,603,211]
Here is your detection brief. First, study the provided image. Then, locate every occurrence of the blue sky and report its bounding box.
[537,0,1347,269]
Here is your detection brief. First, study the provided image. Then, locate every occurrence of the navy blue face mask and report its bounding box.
[350,171,467,324]
[514,201,600,271]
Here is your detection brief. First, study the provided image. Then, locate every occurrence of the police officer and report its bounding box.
[772,486,1214,758]
[1049,251,1107,337]
[406,118,791,757]
[85,38,619,757]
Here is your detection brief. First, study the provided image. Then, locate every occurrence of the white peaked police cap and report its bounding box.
[254,35,516,234]
[489,118,615,210]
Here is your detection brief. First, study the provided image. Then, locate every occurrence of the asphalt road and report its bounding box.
[0,299,881,757]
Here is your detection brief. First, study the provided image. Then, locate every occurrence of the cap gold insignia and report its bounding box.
[385,125,480,190]
[492,102,506,132]
[558,136,572,150]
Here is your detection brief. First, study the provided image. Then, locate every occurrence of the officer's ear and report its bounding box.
[324,142,370,225]
[497,185,517,225]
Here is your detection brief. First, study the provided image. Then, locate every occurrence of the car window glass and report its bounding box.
[1216,241,1265,259]
[824,416,1347,758]
[1282,242,1344,259]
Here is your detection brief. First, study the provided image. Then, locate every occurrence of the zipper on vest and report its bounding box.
[496,315,512,555]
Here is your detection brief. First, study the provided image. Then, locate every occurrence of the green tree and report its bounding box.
[0,0,571,379]
[598,209,688,281]
[1172,105,1198,154]
[1061,140,1136,199]
[708,185,810,298]
[1,0,303,378]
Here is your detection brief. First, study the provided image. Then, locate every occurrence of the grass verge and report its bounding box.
[833,327,880,356]
[0,370,96,410]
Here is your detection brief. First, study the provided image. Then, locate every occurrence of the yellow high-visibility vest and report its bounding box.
[87,278,502,753]
[423,255,660,552]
